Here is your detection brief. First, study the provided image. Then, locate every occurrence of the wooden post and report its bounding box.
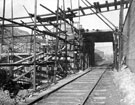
[1,0,6,59]
[33,0,37,90]
[54,0,59,84]
[118,0,124,70]
[63,0,68,71]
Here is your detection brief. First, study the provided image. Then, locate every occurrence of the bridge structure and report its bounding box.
[82,30,113,67]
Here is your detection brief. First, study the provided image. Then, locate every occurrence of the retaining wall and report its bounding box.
[123,0,135,72]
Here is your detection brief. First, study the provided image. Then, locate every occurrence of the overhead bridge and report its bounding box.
[82,30,114,67]
[83,31,113,42]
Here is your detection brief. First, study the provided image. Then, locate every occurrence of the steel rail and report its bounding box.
[25,67,92,105]
[23,66,109,105]
[80,66,109,105]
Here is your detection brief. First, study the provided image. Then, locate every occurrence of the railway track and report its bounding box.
[20,65,110,105]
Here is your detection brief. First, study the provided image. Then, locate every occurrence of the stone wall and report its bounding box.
[123,0,135,72]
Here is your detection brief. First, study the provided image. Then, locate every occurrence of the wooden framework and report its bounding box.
[0,0,129,90]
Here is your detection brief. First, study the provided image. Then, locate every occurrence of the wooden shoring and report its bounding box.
[0,0,129,22]
[10,0,14,77]
[54,0,59,84]
[79,6,86,15]
[118,0,124,70]
[0,17,73,44]
[33,0,37,90]
[0,0,128,21]
[23,5,51,33]
[106,1,110,11]
[0,62,55,66]
[96,2,101,12]
[114,0,118,10]
[1,0,6,58]
[49,21,68,37]
[13,62,54,81]
[67,7,76,17]
[85,0,117,29]
[125,1,129,8]
[82,0,115,31]
[63,0,68,71]
[1,23,55,27]
[94,2,99,13]
[40,4,79,35]
[1,31,66,39]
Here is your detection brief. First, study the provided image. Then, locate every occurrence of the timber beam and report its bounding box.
[0,17,73,45]
[114,0,118,10]
[0,0,129,21]
[79,6,86,15]
[0,62,55,66]
[106,1,110,11]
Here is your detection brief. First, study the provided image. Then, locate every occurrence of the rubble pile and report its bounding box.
[0,90,15,105]
[113,65,135,105]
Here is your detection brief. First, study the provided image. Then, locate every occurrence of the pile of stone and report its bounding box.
[0,90,15,105]
[113,65,135,105]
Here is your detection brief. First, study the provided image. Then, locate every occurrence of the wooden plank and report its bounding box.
[94,2,99,13]
[79,6,85,15]
[125,2,129,8]
[106,1,109,11]
[114,0,117,10]
[96,2,101,12]
[67,8,76,17]
[2,0,129,21]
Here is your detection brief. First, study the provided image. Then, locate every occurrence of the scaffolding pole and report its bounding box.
[1,0,6,59]
[10,0,14,77]
[33,0,37,90]
[54,0,59,84]
[78,0,82,70]
[118,0,124,70]
[81,0,115,31]
[63,0,68,71]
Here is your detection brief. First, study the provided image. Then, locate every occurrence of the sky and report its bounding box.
[0,0,128,55]
[0,0,128,30]
[95,42,113,55]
